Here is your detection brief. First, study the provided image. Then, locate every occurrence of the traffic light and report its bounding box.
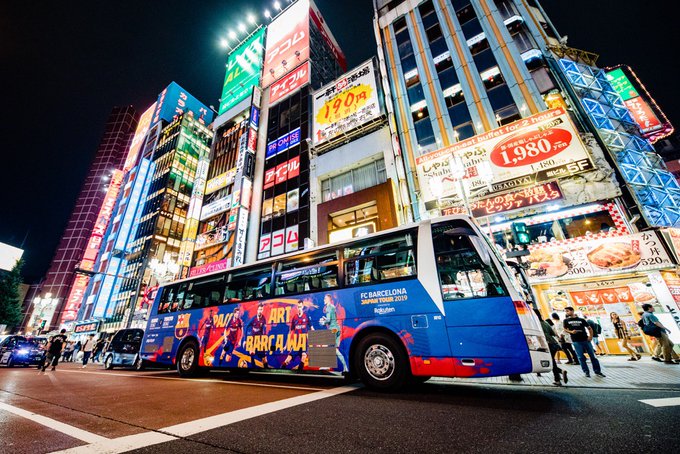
[511,222,531,245]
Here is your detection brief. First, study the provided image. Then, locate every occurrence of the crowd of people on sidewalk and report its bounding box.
[537,304,680,387]
[39,332,109,372]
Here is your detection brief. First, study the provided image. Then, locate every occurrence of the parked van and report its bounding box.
[103,328,145,370]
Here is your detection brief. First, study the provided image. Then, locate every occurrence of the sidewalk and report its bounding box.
[433,355,680,390]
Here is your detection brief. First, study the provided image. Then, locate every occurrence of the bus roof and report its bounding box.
[167,214,477,286]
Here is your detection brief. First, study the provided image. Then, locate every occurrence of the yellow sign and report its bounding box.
[316,84,373,126]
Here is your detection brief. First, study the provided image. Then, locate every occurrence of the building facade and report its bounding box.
[374,0,680,354]
[27,106,137,332]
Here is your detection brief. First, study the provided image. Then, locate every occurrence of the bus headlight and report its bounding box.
[525,335,548,352]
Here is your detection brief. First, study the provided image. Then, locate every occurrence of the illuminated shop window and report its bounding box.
[321,160,387,202]
[493,209,619,248]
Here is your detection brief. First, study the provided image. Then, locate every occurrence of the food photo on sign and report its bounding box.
[527,231,673,282]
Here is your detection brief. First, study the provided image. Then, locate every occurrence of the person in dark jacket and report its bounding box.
[537,310,567,386]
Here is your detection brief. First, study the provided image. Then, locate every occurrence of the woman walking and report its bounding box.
[611,312,641,361]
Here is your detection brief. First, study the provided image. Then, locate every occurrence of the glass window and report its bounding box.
[225,266,272,301]
[274,252,339,295]
[461,18,483,40]
[432,228,507,300]
[473,47,496,71]
[487,84,516,111]
[414,113,436,147]
[344,231,417,286]
[321,160,387,202]
[182,276,224,310]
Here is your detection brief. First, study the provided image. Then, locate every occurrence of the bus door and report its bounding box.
[432,227,527,361]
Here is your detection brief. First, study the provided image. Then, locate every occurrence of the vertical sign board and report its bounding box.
[312,59,382,146]
[218,28,266,115]
[262,0,310,88]
[124,103,157,171]
[60,274,90,323]
[114,159,154,252]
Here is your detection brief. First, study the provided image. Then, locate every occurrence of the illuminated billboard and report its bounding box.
[605,65,673,143]
[262,0,310,88]
[416,108,593,206]
[218,27,266,115]
[312,59,382,146]
[269,61,311,104]
[152,82,214,125]
[0,242,23,272]
[60,274,89,323]
[81,170,124,270]
[124,103,156,171]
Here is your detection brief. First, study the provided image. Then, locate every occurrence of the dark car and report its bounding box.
[103,328,145,370]
[0,335,45,367]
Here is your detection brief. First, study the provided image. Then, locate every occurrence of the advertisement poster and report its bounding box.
[269,61,310,105]
[218,28,266,115]
[415,108,593,205]
[527,231,673,282]
[262,0,310,88]
[312,59,382,146]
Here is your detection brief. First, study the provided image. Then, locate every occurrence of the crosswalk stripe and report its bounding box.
[639,397,680,407]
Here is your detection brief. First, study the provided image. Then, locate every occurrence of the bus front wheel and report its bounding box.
[177,341,199,377]
[355,333,408,391]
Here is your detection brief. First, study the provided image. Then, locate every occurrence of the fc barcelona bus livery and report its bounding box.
[140,215,551,390]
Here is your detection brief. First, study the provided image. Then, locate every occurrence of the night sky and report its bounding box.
[1,0,678,281]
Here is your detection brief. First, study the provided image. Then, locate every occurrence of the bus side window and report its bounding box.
[158,286,177,314]
[343,231,417,286]
[275,253,339,294]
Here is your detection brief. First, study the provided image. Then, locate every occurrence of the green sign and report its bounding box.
[605,68,639,101]
[218,27,266,115]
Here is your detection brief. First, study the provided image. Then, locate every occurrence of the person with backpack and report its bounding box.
[584,315,606,356]
[41,329,67,372]
[551,312,579,365]
[641,304,679,364]
[563,307,606,378]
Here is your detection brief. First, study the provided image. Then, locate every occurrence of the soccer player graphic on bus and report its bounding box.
[282,300,314,369]
[246,302,269,368]
[219,306,243,364]
[199,310,216,365]
[319,293,348,372]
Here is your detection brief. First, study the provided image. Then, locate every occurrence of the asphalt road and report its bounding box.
[0,362,678,453]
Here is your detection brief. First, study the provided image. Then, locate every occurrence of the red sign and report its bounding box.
[269,61,310,104]
[81,170,124,269]
[613,287,634,303]
[491,127,572,168]
[624,97,662,134]
[441,182,562,217]
[262,0,310,88]
[60,274,90,323]
[264,156,300,190]
[569,291,601,306]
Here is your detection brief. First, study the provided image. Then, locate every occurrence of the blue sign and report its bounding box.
[153,82,215,126]
[114,159,154,252]
[265,127,301,160]
[250,106,260,130]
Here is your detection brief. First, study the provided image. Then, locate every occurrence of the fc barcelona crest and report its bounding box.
[175,313,190,339]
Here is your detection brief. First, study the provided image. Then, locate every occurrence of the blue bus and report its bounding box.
[140,215,551,390]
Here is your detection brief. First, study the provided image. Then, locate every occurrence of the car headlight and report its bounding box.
[16,349,29,356]
[525,335,548,352]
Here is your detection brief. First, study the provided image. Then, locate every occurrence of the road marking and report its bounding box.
[161,384,360,437]
[639,397,680,407]
[0,402,108,444]
[57,369,326,392]
[51,384,360,453]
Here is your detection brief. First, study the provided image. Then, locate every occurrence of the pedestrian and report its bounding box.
[641,304,679,365]
[92,337,105,363]
[62,341,74,362]
[584,315,606,355]
[551,312,579,365]
[610,312,641,361]
[563,307,606,378]
[42,329,67,372]
[637,311,662,361]
[72,341,82,362]
[81,334,96,368]
[538,311,568,386]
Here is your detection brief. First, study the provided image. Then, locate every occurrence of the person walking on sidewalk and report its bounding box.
[584,315,606,356]
[563,307,605,378]
[611,312,641,361]
[551,312,579,365]
[42,329,67,371]
[642,304,679,364]
[81,334,96,368]
[92,337,105,363]
[538,311,567,386]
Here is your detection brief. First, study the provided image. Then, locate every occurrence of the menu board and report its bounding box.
[527,231,673,282]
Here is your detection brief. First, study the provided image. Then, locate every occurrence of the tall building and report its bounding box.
[374,0,680,353]
[73,83,214,333]
[253,0,347,262]
[28,106,137,332]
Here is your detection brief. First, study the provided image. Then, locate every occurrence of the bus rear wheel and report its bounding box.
[177,341,199,377]
[355,333,408,391]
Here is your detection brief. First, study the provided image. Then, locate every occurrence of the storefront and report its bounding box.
[316,180,398,245]
[525,229,680,355]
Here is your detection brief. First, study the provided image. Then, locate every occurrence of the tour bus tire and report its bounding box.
[104,355,114,370]
[6,356,14,368]
[177,341,200,377]
[354,332,409,391]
